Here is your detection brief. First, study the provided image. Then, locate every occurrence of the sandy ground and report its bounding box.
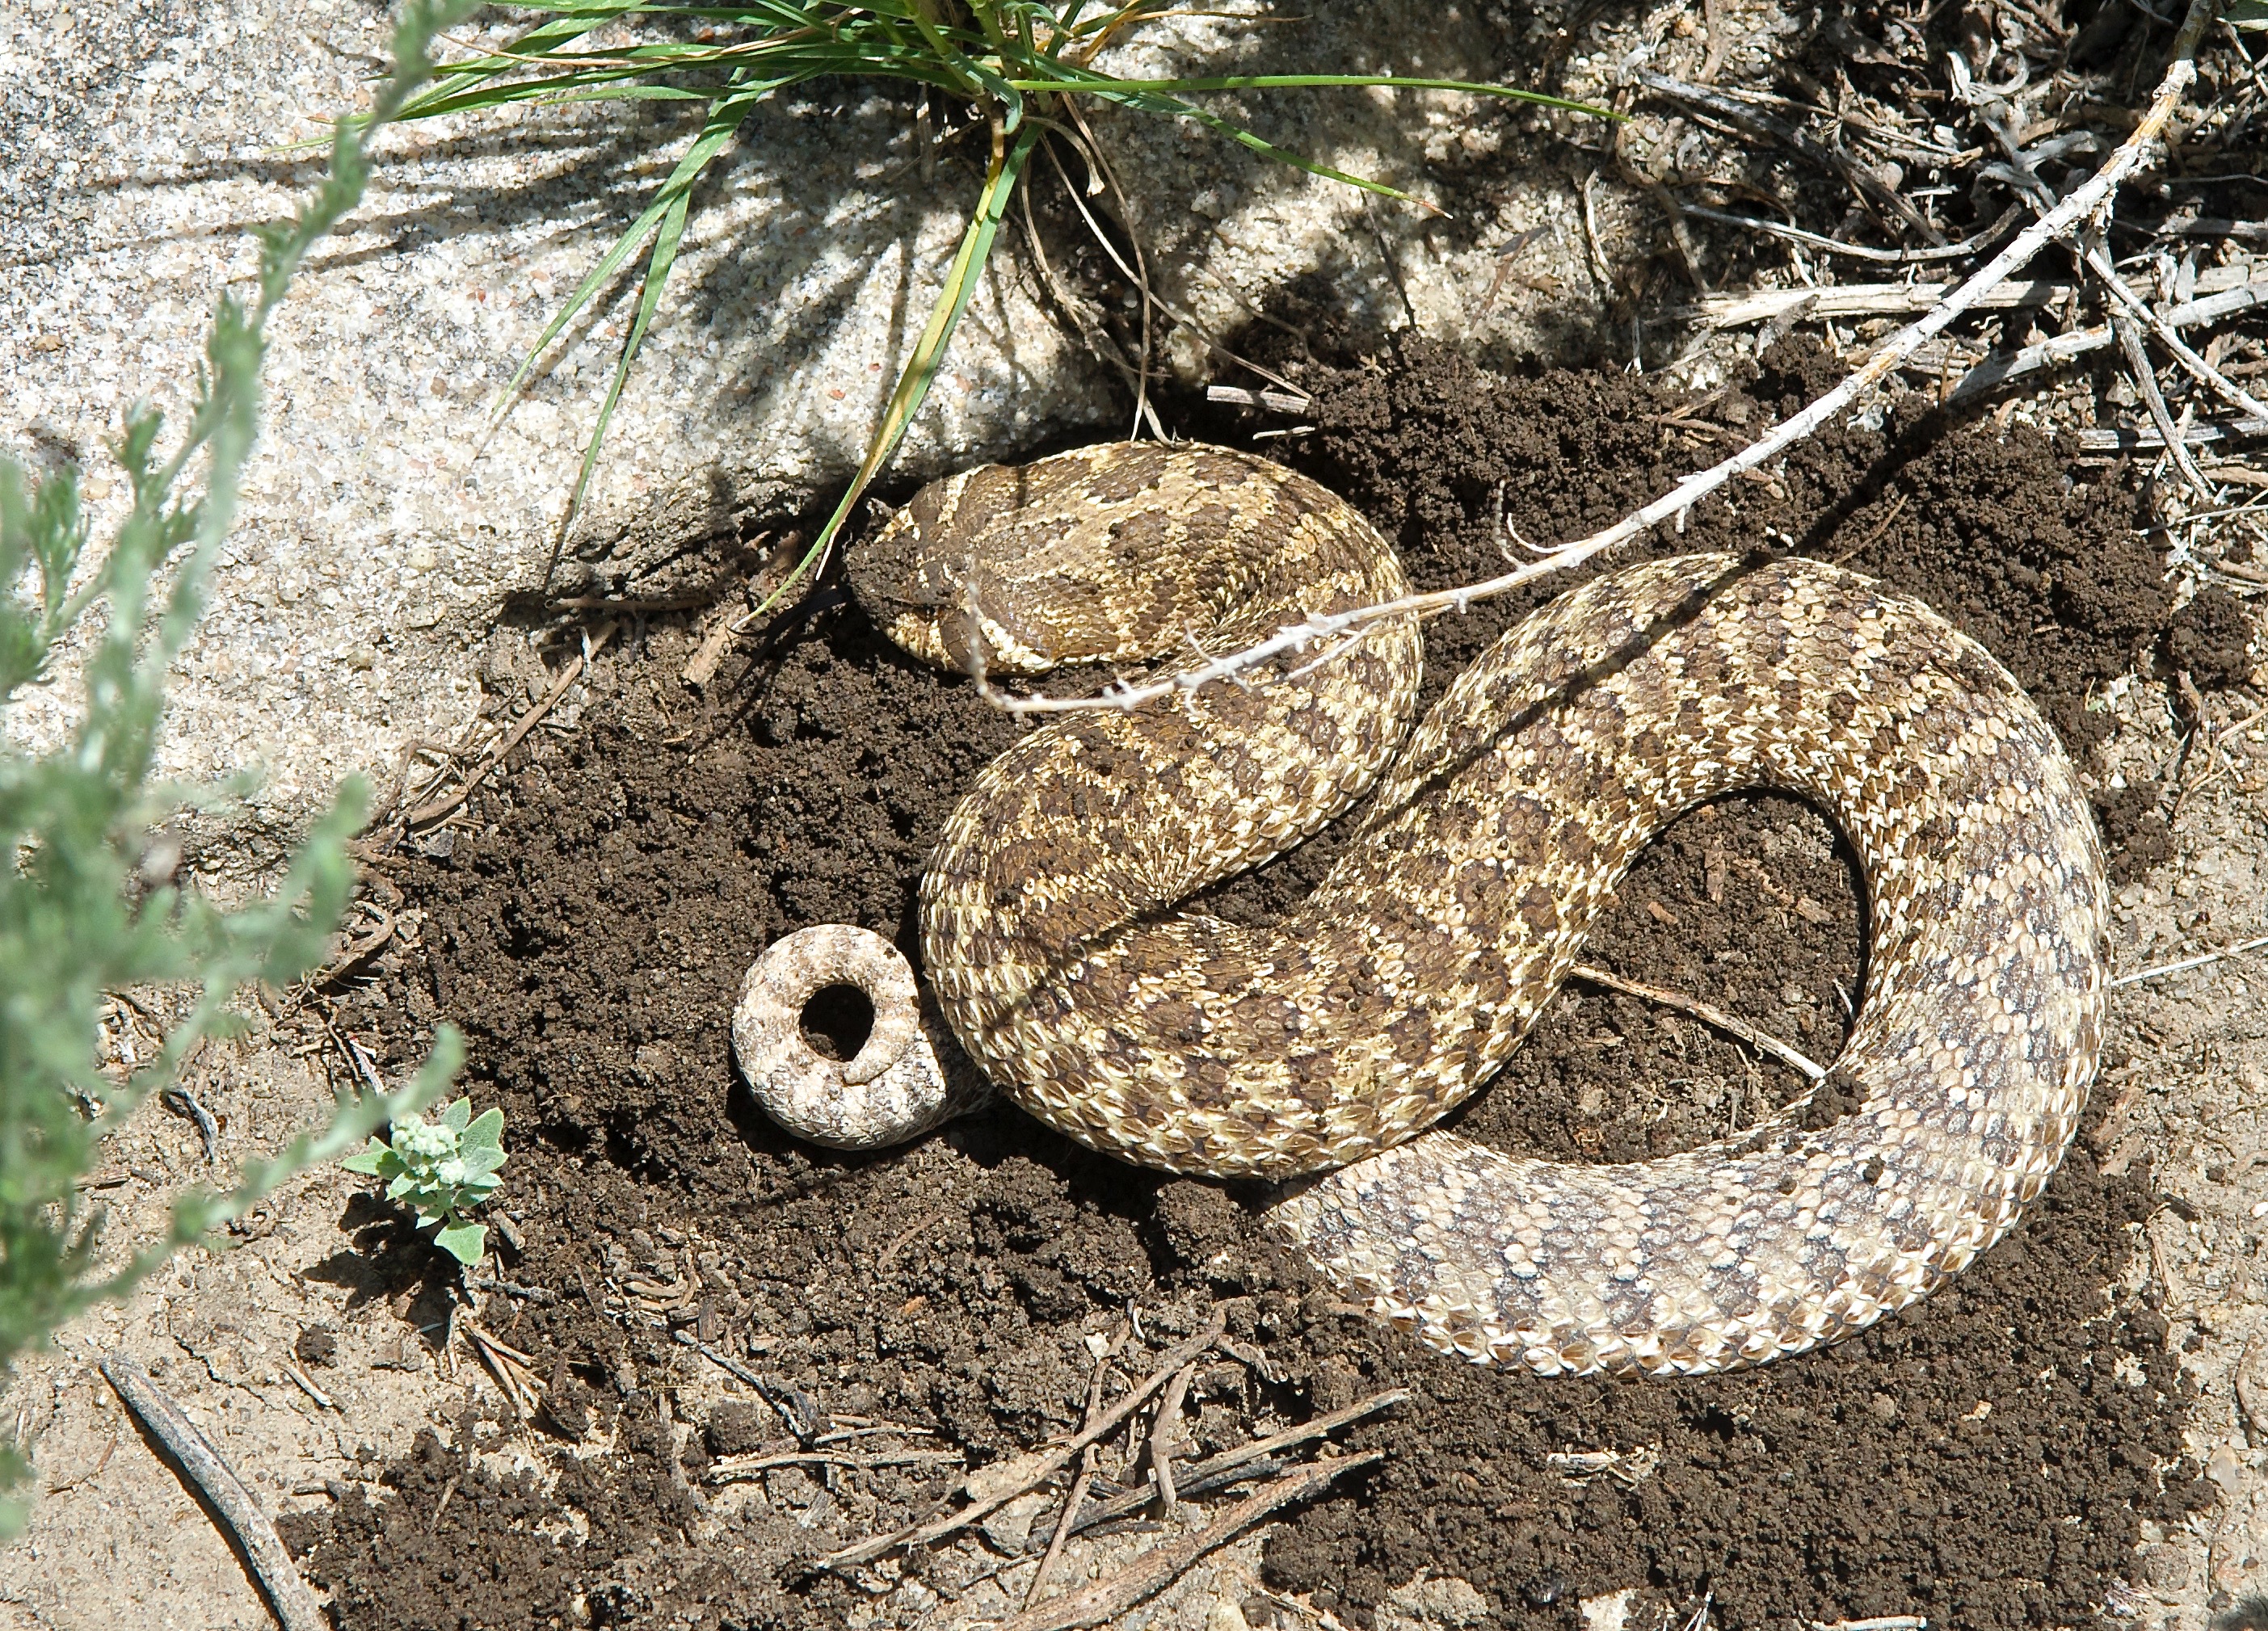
[1,0,2263,1626]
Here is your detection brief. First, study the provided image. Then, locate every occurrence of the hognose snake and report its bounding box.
[732,442,2107,1377]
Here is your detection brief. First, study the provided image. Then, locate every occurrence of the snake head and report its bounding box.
[849,468,1066,678]
[847,488,966,670]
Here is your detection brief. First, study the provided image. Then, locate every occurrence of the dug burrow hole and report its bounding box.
[799,982,875,1062]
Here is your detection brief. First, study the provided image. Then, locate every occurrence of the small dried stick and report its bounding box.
[1147,1361,1196,1517]
[406,620,616,825]
[2118,309,2219,501]
[1572,963,1827,1078]
[2112,931,2268,987]
[819,1314,1224,1570]
[999,1451,1385,1631]
[100,1356,326,1631]
[1026,1345,1112,1606]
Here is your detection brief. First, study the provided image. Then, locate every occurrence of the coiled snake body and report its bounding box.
[738,441,2107,1377]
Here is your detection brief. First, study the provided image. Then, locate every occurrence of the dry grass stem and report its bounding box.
[2111,932,2268,987]
[1678,203,2022,265]
[1572,962,1828,1079]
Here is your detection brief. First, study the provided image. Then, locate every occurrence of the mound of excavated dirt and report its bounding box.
[284,344,2213,1630]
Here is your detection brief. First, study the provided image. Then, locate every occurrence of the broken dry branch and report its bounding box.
[2117,309,2219,500]
[998,1451,1386,1631]
[1689,279,2070,328]
[1027,1348,1111,1607]
[101,1356,326,1631]
[2076,419,2268,452]
[2077,245,2268,425]
[979,2,2218,721]
[709,1448,965,1481]
[1207,384,1316,414]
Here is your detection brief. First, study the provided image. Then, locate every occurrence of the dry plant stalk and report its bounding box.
[101,1357,326,1631]
[977,0,2221,722]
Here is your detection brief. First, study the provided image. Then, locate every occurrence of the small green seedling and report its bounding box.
[343,1099,507,1265]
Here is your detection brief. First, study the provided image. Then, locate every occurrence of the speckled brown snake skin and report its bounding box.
[836,440,2108,1377]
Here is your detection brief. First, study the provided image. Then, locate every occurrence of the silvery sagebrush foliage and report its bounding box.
[0,0,474,1528]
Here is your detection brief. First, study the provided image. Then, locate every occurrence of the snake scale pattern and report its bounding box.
[833,440,2109,1377]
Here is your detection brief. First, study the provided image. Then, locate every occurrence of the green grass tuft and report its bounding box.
[383,2,1616,607]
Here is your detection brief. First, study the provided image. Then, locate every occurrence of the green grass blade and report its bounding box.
[758,117,1045,620]
[559,186,692,537]
[488,82,777,431]
[542,86,763,548]
[395,9,625,123]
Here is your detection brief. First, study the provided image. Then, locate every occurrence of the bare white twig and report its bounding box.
[978,2,2219,720]
[1573,961,1828,1079]
[2112,932,2268,987]
[1678,203,2022,265]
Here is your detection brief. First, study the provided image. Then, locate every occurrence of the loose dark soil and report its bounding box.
[284,342,2220,1630]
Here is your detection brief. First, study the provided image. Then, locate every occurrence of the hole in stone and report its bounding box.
[801,983,874,1062]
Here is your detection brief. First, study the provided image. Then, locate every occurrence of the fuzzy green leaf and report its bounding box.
[431,1219,489,1266]
[460,1107,506,1153]
[338,1141,393,1176]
